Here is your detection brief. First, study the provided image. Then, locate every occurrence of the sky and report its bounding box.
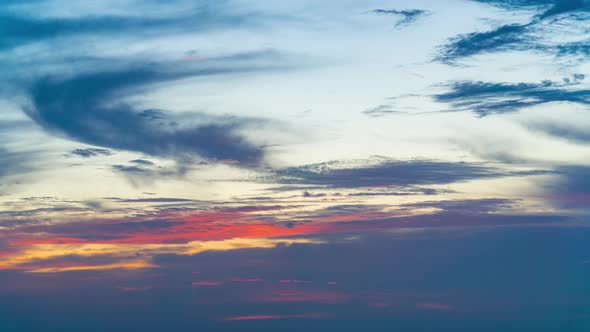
[0,0,589,331]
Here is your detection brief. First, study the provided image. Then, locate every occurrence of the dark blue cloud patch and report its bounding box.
[24,64,270,167]
[535,0,589,19]
[475,0,590,15]
[438,0,590,63]
[434,77,590,116]
[69,148,112,158]
[472,0,560,9]
[436,24,531,64]
[111,162,189,185]
[372,9,430,28]
[555,40,590,59]
[262,158,546,189]
[0,2,265,52]
[130,159,156,166]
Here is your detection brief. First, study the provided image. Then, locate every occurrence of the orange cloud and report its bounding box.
[0,238,319,272]
[27,260,155,273]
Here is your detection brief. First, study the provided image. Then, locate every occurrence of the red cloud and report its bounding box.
[7,205,409,248]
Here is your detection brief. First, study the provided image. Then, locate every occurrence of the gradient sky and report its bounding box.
[1,0,590,331]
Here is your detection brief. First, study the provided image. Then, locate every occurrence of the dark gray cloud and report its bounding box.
[348,187,449,197]
[372,9,430,28]
[433,77,590,116]
[260,158,547,189]
[129,159,155,166]
[23,62,277,167]
[69,148,113,158]
[111,162,188,185]
[544,166,590,210]
[402,198,514,214]
[0,147,33,178]
[437,0,590,63]
[526,121,590,144]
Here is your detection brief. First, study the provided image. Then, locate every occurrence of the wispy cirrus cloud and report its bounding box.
[224,313,330,321]
[261,157,546,189]
[433,76,590,116]
[371,9,431,28]
[0,0,269,52]
[362,104,405,117]
[525,120,590,144]
[0,147,33,178]
[68,148,112,158]
[437,0,590,63]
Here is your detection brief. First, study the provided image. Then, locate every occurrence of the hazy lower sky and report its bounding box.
[1,1,589,331]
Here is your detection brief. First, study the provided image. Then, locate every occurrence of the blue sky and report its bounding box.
[0,0,589,331]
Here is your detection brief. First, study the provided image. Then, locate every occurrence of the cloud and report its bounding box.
[403,198,515,214]
[27,260,156,273]
[372,9,430,28]
[224,313,329,321]
[23,62,277,167]
[525,121,590,144]
[433,77,590,116]
[261,157,545,189]
[129,159,155,166]
[362,104,405,117]
[0,1,267,52]
[543,166,590,210]
[437,24,530,63]
[0,147,32,178]
[255,289,350,303]
[107,197,195,203]
[111,163,189,185]
[416,303,453,311]
[68,148,112,158]
[555,40,590,60]
[192,281,223,286]
[437,0,590,63]
[472,0,589,17]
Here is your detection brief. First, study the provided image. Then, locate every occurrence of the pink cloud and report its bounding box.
[117,286,153,292]
[231,278,264,283]
[192,281,223,286]
[279,279,312,284]
[224,313,330,321]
